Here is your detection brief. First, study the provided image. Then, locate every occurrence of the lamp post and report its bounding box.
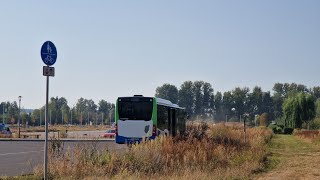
[95,111,97,127]
[243,113,248,143]
[40,109,42,127]
[109,107,114,127]
[231,108,236,122]
[87,111,89,126]
[62,111,64,126]
[70,108,73,125]
[101,113,104,126]
[2,104,6,124]
[18,96,21,138]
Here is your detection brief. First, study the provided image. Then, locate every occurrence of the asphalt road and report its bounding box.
[0,140,125,177]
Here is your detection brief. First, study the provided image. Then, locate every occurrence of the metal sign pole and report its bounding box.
[40,41,57,180]
[44,75,49,180]
[244,115,246,143]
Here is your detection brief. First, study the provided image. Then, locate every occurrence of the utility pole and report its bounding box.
[81,111,83,125]
[95,112,97,126]
[2,104,6,124]
[70,109,72,125]
[109,107,114,127]
[40,109,42,127]
[101,113,104,126]
[243,114,247,143]
[87,111,89,125]
[18,96,21,138]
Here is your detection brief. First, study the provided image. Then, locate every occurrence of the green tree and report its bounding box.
[232,87,250,119]
[261,91,274,119]
[213,91,223,121]
[222,91,233,117]
[313,87,320,99]
[155,83,179,104]
[31,109,40,126]
[76,98,87,124]
[283,93,315,128]
[249,86,263,115]
[7,101,19,124]
[193,81,204,117]
[203,82,214,118]
[178,81,194,116]
[98,100,114,124]
[316,99,320,118]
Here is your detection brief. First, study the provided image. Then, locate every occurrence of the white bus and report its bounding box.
[115,95,187,144]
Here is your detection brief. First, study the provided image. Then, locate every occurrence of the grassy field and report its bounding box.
[23,123,272,179]
[256,134,320,180]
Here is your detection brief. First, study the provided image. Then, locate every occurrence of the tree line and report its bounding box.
[0,97,115,126]
[1,81,320,129]
[155,81,320,128]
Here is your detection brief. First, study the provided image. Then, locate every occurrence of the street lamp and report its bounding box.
[40,109,42,127]
[2,104,7,124]
[109,107,114,127]
[101,112,104,126]
[243,113,249,143]
[70,108,73,125]
[18,96,21,138]
[231,108,236,122]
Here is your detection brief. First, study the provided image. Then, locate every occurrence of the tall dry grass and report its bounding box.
[293,129,320,142]
[33,123,272,179]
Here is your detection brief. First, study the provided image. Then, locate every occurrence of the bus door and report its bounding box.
[167,108,171,136]
[171,108,176,136]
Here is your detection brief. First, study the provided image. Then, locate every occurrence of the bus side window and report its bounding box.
[157,105,168,131]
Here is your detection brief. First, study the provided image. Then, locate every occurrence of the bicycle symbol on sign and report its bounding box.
[42,42,56,64]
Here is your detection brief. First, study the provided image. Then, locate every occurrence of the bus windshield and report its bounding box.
[118,101,153,120]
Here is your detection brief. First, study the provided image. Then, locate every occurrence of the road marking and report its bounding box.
[0,150,44,156]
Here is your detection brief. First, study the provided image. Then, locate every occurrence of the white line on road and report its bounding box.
[0,150,44,156]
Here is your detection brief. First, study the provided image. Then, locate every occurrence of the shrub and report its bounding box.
[259,113,269,127]
[283,127,294,134]
[268,124,283,134]
[59,131,67,138]
[309,118,320,130]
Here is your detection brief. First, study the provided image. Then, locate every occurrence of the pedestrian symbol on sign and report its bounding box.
[41,41,57,66]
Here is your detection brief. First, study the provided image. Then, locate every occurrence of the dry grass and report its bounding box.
[10,125,110,133]
[293,129,320,142]
[0,134,11,138]
[33,123,272,179]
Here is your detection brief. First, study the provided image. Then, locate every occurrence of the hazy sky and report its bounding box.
[0,1,319,109]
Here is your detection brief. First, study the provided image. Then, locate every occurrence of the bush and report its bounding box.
[309,118,320,130]
[259,113,269,127]
[228,117,239,122]
[59,131,67,138]
[268,124,283,134]
[283,127,294,134]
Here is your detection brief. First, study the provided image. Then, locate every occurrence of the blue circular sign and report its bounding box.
[41,41,57,66]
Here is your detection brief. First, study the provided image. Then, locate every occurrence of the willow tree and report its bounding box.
[283,93,315,129]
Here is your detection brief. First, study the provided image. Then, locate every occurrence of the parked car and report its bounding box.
[0,123,12,138]
[103,129,116,138]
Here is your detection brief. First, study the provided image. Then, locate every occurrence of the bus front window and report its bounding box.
[118,101,153,120]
